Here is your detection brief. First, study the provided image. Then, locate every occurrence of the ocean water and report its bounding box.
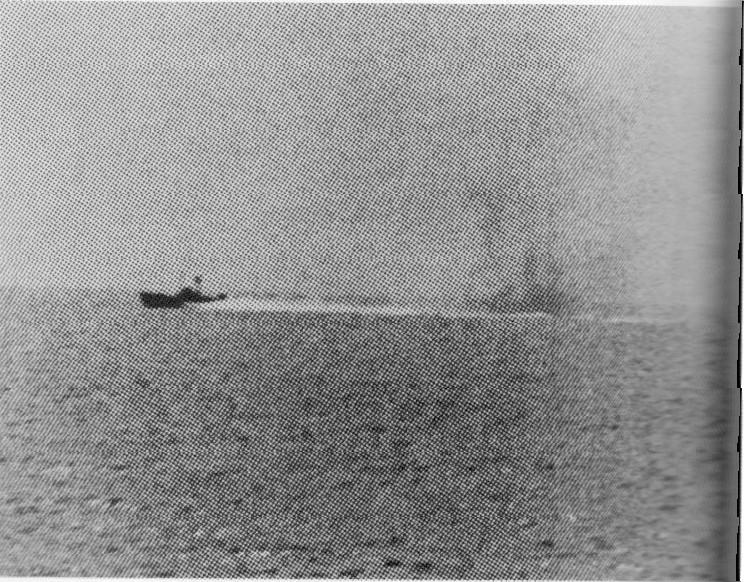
[0,289,733,579]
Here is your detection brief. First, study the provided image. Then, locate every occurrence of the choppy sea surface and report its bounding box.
[0,289,734,579]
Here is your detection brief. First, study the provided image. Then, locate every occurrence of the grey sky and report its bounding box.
[0,4,738,308]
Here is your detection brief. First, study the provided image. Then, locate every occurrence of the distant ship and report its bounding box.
[140,276,227,309]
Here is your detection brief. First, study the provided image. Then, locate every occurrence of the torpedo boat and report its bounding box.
[140,276,227,309]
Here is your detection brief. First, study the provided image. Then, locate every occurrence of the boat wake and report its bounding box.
[197,296,553,320]
[197,297,695,326]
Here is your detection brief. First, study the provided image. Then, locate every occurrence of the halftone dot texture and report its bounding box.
[0,3,737,580]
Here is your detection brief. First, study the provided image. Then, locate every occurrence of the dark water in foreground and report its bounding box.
[0,290,734,579]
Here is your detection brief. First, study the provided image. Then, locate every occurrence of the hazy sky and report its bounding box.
[0,4,738,308]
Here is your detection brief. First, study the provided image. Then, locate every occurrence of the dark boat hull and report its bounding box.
[139,290,228,309]
[140,292,185,309]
